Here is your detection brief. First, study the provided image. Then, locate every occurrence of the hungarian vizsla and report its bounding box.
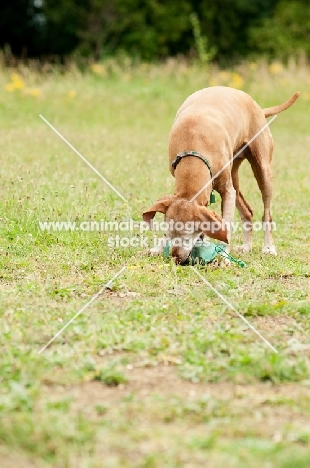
[143,86,300,264]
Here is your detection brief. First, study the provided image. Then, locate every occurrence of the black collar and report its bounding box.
[172,151,213,179]
[171,151,216,204]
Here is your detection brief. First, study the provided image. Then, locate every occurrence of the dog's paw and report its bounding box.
[210,256,230,268]
[262,245,277,256]
[219,257,231,267]
[148,246,163,256]
[234,244,252,253]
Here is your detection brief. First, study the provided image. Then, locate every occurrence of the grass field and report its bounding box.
[0,58,310,467]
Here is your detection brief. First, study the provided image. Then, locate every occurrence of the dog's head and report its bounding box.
[143,195,229,264]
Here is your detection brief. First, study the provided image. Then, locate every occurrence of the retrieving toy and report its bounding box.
[163,239,246,268]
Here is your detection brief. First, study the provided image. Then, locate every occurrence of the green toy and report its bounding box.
[163,239,246,268]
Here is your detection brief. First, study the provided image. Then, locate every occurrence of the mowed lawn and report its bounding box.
[0,60,310,467]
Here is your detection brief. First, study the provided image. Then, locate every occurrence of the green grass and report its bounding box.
[0,58,310,467]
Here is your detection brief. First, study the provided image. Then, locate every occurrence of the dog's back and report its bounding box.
[174,86,253,122]
[168,86,260,173]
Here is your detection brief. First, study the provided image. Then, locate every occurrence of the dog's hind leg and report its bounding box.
[232,156,254,252]
[258,165,277,255]
[247,134,277,255]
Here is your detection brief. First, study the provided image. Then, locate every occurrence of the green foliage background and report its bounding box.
[0,0,309,61]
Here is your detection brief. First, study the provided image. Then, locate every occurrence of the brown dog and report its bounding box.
[143,86,299,264]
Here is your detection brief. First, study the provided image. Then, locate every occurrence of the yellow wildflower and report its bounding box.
[269,62,283,74]
[10,73,24,89]
[91,63,106,76]
[68,90,76,98]
[230,72,244,89]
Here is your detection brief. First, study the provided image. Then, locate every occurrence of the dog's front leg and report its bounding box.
[220,185,236,253]
[149,234,168,256]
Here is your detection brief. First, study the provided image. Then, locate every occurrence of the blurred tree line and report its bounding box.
[0,0,309,62]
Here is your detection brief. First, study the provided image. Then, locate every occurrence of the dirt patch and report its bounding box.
[253,315,297,333]
[0,445,44,468]
[40,365,310,442]
[44,364,310,409]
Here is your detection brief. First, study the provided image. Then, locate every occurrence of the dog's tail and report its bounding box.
[263,91,300,117]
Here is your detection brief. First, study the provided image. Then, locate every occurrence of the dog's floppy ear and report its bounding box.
[196,206,229,244]
[143,195,175,228]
